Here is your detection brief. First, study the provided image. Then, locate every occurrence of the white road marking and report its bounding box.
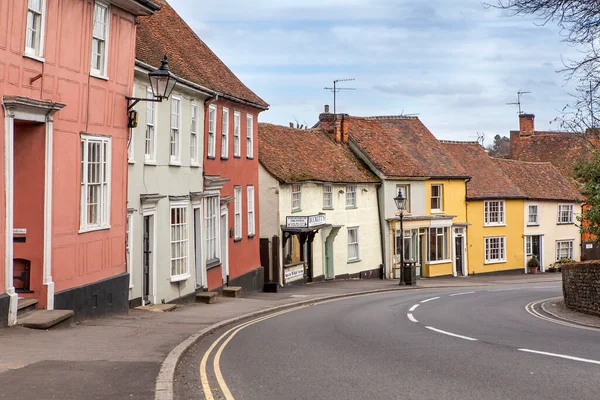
[421,296,440,303]
[449,291,475,297]
[518,349,600,365]
[425,326,478,341]
[409,304,419,312]
[489,288,520,292]
[407,313,418,323]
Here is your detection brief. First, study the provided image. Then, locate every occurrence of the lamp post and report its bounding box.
[394,189,406,285]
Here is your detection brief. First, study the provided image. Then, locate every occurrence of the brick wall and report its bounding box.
[562,261,600,317]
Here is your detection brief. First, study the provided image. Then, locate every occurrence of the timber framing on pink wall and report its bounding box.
[0,0,157,326]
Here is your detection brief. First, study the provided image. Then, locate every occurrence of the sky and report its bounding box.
[170,0,580,143]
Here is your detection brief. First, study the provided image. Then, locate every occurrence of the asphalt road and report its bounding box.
[175,282,600,400]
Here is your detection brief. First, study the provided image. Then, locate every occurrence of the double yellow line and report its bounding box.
[199,305,309,400]
[525,298,600,332]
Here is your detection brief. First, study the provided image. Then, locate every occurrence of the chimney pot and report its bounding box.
[289,122,294,128]
[324,104,330,113]
[519,113,535,136]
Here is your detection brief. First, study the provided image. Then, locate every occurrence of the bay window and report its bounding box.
[428,227,449,262]
[170,203,189,280]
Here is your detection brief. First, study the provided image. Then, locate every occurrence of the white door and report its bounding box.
[220,207,229,284]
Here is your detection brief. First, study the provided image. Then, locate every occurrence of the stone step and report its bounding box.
[134,304,178,313]
[17,298,39,319]
[17,310,74,330]
[196,292,218,304]
[222,286,242,298]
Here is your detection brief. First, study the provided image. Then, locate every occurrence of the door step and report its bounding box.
[17,298,39,318]
[223,286,242,298]
[196,292,218,304]
[134,304,178,313]
[17,310,74,330]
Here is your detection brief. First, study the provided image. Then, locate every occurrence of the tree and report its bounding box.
[573,151,600,239]
[486,134,511,157]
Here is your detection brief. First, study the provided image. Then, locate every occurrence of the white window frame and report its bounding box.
[397,184,411,213]
[246,114,254,158]
[323,184,333,209]
[126,212,134,288]
[556,240,574,261]
[190,103,199,165]
[431,184,443,213]
[233,111,241,157]
[24,0,47,60]
[207,104,216,158]
[484,200,505,226]
[525,236,533,256]
[557,204,574,224]
[347,227,360,261]
[170,202,190,282]
[485,236,506,264]
[428,227,450,262]
[346,184,357,208]
[204,196,220,264]
[144,86,156,163]
[234,186,242,240]
[80,134,111,232]
[528,204,538,225]
[291,184,301,211]
[221,107,229,159]
[90,2,110,78]
[170,96,181,164]
[247,186,255,236]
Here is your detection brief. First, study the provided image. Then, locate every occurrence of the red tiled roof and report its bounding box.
[258,123,379,184]
[440,141,526,200]
[136,0,268,109]
[316,115,468,179]
[493,158,582,202]
[510,131,595,178]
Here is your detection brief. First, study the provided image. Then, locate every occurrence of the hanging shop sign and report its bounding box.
[285,214,326,229]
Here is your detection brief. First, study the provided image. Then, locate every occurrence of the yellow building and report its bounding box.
[441,142,526,274]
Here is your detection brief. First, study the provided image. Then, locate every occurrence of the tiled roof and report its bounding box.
[440,141,526,200]
[135,0,268,109]
[510,131,595,178]
[258,123,379,184]
[493,158,582,202]
[316,115,468,179]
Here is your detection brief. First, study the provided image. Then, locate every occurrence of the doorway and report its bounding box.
[455,236,465,276]
[530,235,542,271]
[194,207,203,288]
[220,207,229,285]
[142,214,154,305]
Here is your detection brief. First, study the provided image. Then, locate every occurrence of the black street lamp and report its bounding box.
[394,189,406,286]
[126,54,179,114]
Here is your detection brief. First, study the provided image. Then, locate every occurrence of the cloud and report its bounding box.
[374,81,485,97]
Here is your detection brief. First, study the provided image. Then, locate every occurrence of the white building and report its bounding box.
[494,159,583,271]
[258,123,382,285]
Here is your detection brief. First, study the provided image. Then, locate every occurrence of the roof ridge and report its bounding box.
[358,115,419,121]
[439,140,480,145]
[493,158,552,166]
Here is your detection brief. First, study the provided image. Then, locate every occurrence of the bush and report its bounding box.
[527,256,540,269]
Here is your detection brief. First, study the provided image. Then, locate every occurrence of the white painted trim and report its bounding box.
[3,110,17,326]
[221,107,229,159]
[24,0,47,58]
[193,203,206,288]
[169,200,191,280]
[246,113,254,158]
[220,205,229,283]
[207,104,217,158]
[190,103,200,166]
[484,200,506,227]
[126,212,134,289]
[43,116,54,309]
[233,111,241,157]
[90,1,110,78]
[169,96,182,164]
[79,134,112,232]
[233,186,242,240]
[484,235,507,264]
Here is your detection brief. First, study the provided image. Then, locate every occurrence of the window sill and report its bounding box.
[90,72,109,81]
[346,206,357,210]
[144,160,157,166]
[248,234,255,239]
[484,224,506,227]
[431,210,444,214]
[206,259,221,270]
[170,272,191,283]
[234,237,242,243]
[206,156,216,160]
[347,258,362,264]
[291,208,302,213]
[190,163,201,168]
[246,156,254,160]
[169,162,182,167]
[428,259,451,265]
[527,223,539,227]
[128,159,135,165]
[79,225,111,234]
[484,260,507,265]
[322,207,333,211]
[23,52,45,63]
[221,156,229,160]
[129,284,134,290]
[557,222,574,225]
[233,155,241,159]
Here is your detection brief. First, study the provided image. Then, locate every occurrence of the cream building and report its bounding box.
[258,123,382,286]
[494,159,583,271]
[127,63,218,306]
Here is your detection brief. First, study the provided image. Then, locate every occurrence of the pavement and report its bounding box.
[0,273,564,399]
[177,279,599,400]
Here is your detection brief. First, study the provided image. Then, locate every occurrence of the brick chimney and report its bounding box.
[334,114,349,143]
[519,113,535,136]
[334,117,342,142]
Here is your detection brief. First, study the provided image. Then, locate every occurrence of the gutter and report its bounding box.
[134,60,269,111]
[134,0,160,11]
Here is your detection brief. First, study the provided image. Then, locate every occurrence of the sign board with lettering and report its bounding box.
[286,216,308,228]
[284,263,305,283]
[586,243,593,249]
[13,228,26,235]
[308,214,326,227]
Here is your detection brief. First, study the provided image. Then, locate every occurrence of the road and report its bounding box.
[175,282,600,400]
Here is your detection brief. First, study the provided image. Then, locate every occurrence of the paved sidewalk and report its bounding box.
[543,299,600,329]
[0,273,560,399]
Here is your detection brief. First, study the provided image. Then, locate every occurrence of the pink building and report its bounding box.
[0,0,158,327]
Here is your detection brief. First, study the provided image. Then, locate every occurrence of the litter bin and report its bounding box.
[403,261,417,286]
